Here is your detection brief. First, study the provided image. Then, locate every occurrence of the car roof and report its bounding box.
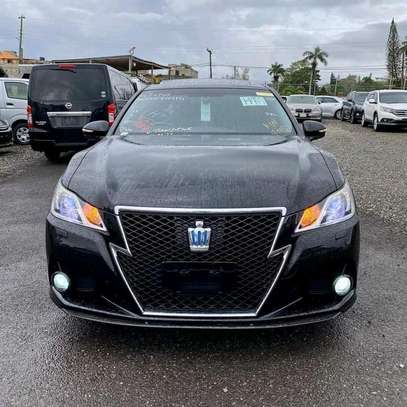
[377,89,407,93]
[148,79,270,90]
[287,94,315,97]
[0,77,29,82]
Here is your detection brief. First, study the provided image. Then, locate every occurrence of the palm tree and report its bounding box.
[303,47,328,95]
[267,63,285,90]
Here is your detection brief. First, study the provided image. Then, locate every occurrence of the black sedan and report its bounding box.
[341,91,369,123]
[46,80,360,329]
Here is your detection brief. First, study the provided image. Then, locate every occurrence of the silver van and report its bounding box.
[0,78,29,144]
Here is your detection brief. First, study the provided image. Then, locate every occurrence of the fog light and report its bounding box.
[333,275,352,296]
[53,272,71,293]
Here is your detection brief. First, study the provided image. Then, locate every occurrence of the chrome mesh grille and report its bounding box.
[116,211,282,314]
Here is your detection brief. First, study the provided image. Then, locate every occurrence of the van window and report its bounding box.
[110,71,134,101]
[5,82,28,100]
[30,67,108,102]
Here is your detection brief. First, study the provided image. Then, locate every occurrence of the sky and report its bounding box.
[1,0,407,83]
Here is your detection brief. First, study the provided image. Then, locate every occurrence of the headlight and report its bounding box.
[51,182,107,231]
[311,108,321,114]
[296,182,355,232]
[381,106,396,114]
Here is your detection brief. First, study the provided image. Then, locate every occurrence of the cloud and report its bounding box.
[1,0,407,82]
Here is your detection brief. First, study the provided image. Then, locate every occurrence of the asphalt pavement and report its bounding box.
[0,121,406,406]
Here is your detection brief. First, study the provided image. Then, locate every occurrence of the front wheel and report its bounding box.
[334,109,342,120]
[340,109,346,121]
[44,149,61,162]
[13,122,30,145]
[350,111,357,124]
[373,115,382,132]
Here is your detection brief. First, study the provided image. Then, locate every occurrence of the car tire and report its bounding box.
[340,110,346,121]
[373,114,382,132]
[350,111,357,124]
[44,149,61,162]
[334,109,342,120]
[361,113,368,127]
[12,122,30,145]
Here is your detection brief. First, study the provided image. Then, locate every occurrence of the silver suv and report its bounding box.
[0,78,29,144]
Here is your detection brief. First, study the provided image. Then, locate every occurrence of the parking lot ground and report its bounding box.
[0,121,407,406]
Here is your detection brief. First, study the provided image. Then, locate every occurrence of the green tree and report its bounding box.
[387,18,401,88]
[400,38,407,89]
[279,59,319,95]
[302,46,328,95]
[267,62,285,90]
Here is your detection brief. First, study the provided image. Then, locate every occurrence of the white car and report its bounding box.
[316,96,343,119]
[361,90,407,131]
[0,78,29,144]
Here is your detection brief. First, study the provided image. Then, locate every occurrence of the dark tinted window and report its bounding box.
[30,67,108,101]
[115,88,294,146]
[110,71,134,100]
[379,92,407,104]
[354,92,368,103]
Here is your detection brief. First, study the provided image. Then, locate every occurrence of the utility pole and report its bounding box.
[206,48,213,79]
[18,15,26,64]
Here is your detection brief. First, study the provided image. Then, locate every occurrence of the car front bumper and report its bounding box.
[0,128,12,147]
[379,113,407,126]
[46,211,360,329]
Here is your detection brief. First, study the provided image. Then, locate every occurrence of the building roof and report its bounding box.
[51,54,168,71]
[0,50,18,60]
[151,79,268,89]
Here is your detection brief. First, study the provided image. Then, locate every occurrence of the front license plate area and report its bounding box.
[161,262,237,295]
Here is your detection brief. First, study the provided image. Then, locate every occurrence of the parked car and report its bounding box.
[341,91,368,123]
[28,63,137,161]
[0,78,29,145]
[0,119,12,147]
[361,90,407,131]
[315,95,343,119]
[47,79,359,329]
[286,94,322,121]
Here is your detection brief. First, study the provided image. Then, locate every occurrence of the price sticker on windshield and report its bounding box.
[240,96,267,106]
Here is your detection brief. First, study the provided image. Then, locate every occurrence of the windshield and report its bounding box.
[286,95,316,104]
[30,67,108,102]
[115,88,295,146]
[379,92,407,104]
[355,93,368,103]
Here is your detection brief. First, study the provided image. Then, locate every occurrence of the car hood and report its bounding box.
[380,103,407,110]
[65,136,338,214]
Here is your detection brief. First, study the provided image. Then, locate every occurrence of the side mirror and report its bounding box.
[82,120,109,138]
[303,120,326,141]
[368,98,376,104]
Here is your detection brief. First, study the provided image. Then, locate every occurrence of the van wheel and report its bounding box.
[44,149,61,162]
[13,122,30,145]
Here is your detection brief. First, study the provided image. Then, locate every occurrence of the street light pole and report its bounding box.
[128,46,135,75]
[206,48,213,79]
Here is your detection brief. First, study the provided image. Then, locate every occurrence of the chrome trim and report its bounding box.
[114,206,287,216]
[47,111,91,117]
[256,245,291,313]
[112,205,289,318]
